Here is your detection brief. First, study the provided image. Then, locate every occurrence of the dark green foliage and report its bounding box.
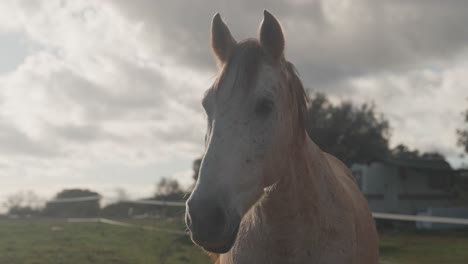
[306,93,391,165]
[391,144,448,162]
[391,144,422,160]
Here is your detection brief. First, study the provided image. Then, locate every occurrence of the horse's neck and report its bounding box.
[224,139,338,263]
[261,137,331,219]
[250,138,333,247]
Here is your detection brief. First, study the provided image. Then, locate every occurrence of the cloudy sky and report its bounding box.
[0,0,467,207]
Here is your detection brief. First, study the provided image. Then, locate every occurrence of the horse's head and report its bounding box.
[186,11,307,253]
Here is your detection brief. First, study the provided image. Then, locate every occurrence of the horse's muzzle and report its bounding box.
[196,222,240,253]
[185,199,240,253]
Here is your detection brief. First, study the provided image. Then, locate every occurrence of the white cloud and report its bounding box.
[0,0,207,203]
[346,58,468,166]
[0,0,467,205]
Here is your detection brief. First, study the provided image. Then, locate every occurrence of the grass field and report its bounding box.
[0,218,467,264]
[379,228,468,264]
[0,218,210,264]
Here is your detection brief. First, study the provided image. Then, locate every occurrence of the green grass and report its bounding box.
[1,219,468,264]
[0,218,210,264]
[379,229,468,264]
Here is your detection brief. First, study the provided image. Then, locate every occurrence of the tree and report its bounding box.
[156,178,181,196]
[3,190,43,216]
[4,192,25,212]
[43,189,101,218]
[420,152,447,161]
[457,100,468,154]
[391,144,449,164]
[153,178,186,217]
[306,93,391,165]
[155,178,185,201]
[391,144,421,160]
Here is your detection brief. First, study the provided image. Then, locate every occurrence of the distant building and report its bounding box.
[351,158,457,215]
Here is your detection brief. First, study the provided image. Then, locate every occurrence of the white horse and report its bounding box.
[186,11,379,264]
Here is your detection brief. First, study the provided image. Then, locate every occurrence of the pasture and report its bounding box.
[0,218,209,264]
[0,218,467,264]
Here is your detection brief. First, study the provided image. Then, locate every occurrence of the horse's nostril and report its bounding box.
[187,201,227,240]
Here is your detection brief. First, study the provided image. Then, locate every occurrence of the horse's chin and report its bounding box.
[195,223,240,254]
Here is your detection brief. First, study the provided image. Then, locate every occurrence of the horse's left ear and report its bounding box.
[259,10,284,60]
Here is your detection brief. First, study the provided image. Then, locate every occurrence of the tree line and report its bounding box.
[2,178,187,218]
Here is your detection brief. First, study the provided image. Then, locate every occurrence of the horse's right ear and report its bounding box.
[259,10,284,60]
[211,13,236,65]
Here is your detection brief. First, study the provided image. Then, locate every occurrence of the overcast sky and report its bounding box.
[0,0,467,207]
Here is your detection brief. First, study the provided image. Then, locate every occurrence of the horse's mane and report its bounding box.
[283,61,309,139]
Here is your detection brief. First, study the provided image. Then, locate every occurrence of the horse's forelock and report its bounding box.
[214,39,264,92]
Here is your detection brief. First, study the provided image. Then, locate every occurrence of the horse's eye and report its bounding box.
[255,98,274,116]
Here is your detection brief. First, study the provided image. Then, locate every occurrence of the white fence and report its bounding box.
[5,195,468,229]
[47,195,186,207]
[372,212,468,226]
[67,218,187,235]
[46,195,468,227]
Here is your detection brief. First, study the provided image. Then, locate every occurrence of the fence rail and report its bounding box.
[372,212,468,225]
[48,195,186,207]
[14,195,468,226]
[67,218,187,235]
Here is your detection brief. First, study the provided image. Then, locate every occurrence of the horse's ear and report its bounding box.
[259,10,284,60]
[211,13,236,65]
